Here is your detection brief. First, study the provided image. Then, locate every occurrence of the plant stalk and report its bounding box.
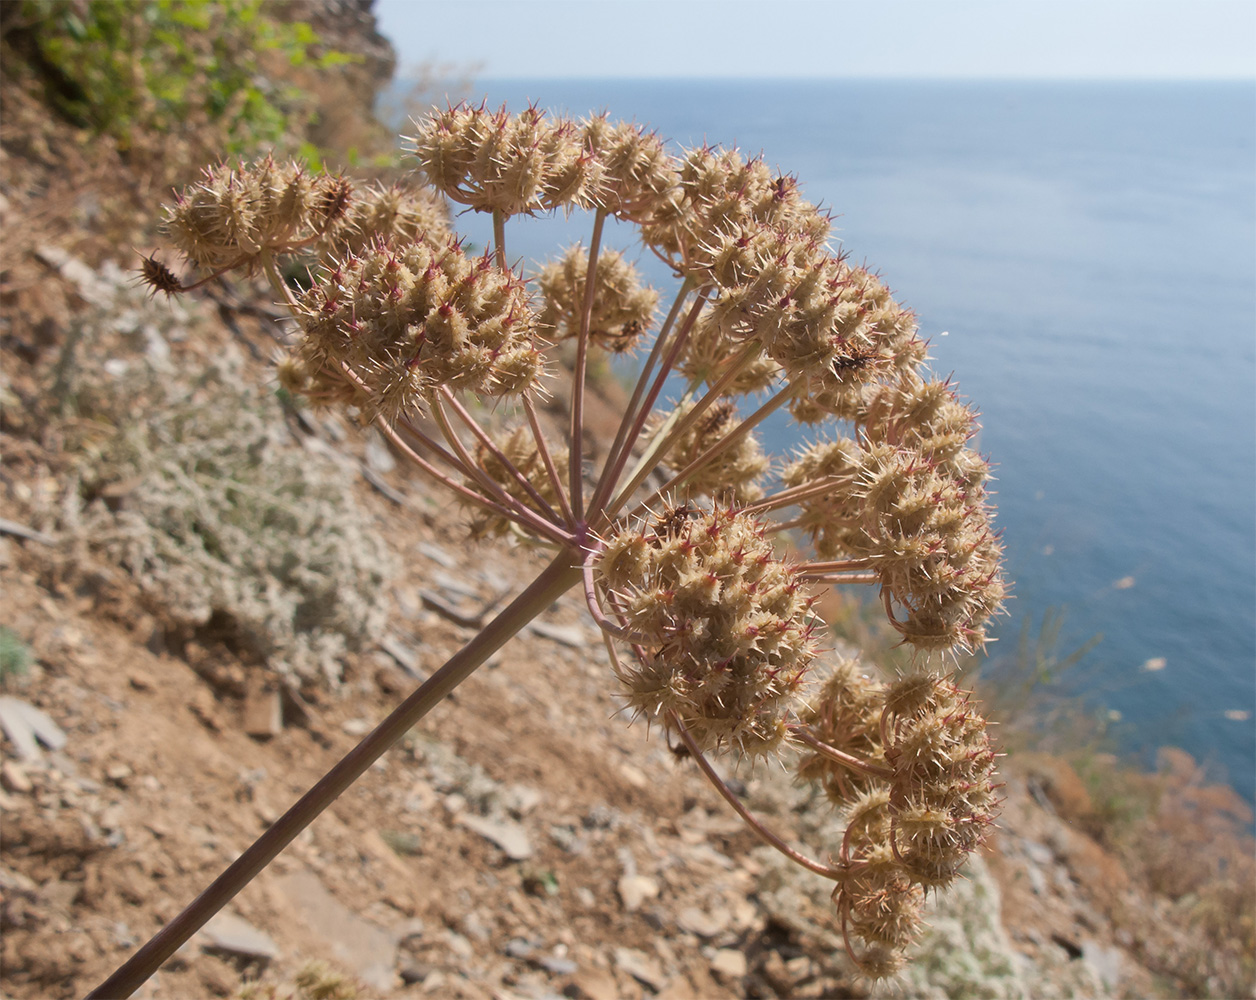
[86,553,583,1000]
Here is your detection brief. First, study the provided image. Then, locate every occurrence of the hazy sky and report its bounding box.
[375,0,1256,79]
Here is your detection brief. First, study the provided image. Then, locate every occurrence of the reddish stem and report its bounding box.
[569,210,606,521]
[792,727,895,781]
[666,710,841,880]
[87,554,583,999]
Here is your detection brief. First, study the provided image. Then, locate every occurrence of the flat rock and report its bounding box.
[364,429,396,473]
[501,783,543,817]
[458,814,534,860]
[104,763,131,788]
[276,869,397,991]
[417,542,457,568]
[1082,938,1123,989]
[526,620,589,648]
[710,948,748,980]
[538,955,578,975]
[0,697,67,759]
[242,679,282,739]
[614,947,667,991]
[681,842,736,870]
[342,718,373,737]
[677,905,729,938]
[379,635,424,677]
[34,245,114,303]
[200,911,279,962]
[503,937,537,959]
[1,760,32,793]
[566,967,618,1000]
[617,874,659,912]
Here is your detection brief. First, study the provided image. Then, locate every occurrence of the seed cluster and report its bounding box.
[634,148,925,415]
[785,374,1005,651]
[535,245,657,353]
[462,427,569,540]
[651,400,768,503]
[325,182,450,258]
[795,658,887,803]
[284,237,544,420]
[799,666,999,976]
[597,505,817,757]
[409,104,675,220]
[833,788,926,980]
[165,157,350,270]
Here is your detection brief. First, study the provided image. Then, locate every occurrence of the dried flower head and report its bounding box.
[325,182,450,258]
[461,426,569,540]
[832,789,925,978]
[291,235,543,420]
[680,311,784,394]
[165,156,351,270]
[536,245,657,353]
[881,672,1000,886]
[783,379,1006,654]
[580,115,678,223]
[792,664,1000,975]
[641,147,830,273]
[596,503,817,757]
[796,658,888,805]
[651,400,769,503]
[136,253,185,297]
[408,103,583,217]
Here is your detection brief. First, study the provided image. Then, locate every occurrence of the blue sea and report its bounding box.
[389,80,1256,803]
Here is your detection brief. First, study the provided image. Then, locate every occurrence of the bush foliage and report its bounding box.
[17,0,356,157]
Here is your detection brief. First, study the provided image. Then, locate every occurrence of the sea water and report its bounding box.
[388,79,1256,803]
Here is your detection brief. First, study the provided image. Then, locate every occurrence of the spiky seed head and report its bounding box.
[137,253,184,297]
[460,427,569,540]
[795,659,888,806]
[289,234,542,419]
[164,158,352,270]
[535,245,657,353]
[408,103,586,217]
[595,504,816,759]
[881,673,1000,886]
[324,182,450,259]
[649,400,769,504]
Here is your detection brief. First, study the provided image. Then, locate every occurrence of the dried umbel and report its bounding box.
[597,504,816,757]
[536,245,657,352]
[165,156,351,271]
[116,108,1009,997]
[287,236,544,420]
[797,668,1000,972]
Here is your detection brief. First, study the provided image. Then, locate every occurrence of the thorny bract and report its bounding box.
[144,104,1008,979]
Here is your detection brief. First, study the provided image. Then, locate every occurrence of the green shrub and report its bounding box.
[50,270,396,688]
[0,627,32,684]
[18,0,356,157]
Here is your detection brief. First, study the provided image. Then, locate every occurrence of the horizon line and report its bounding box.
[403,72,1256,84]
